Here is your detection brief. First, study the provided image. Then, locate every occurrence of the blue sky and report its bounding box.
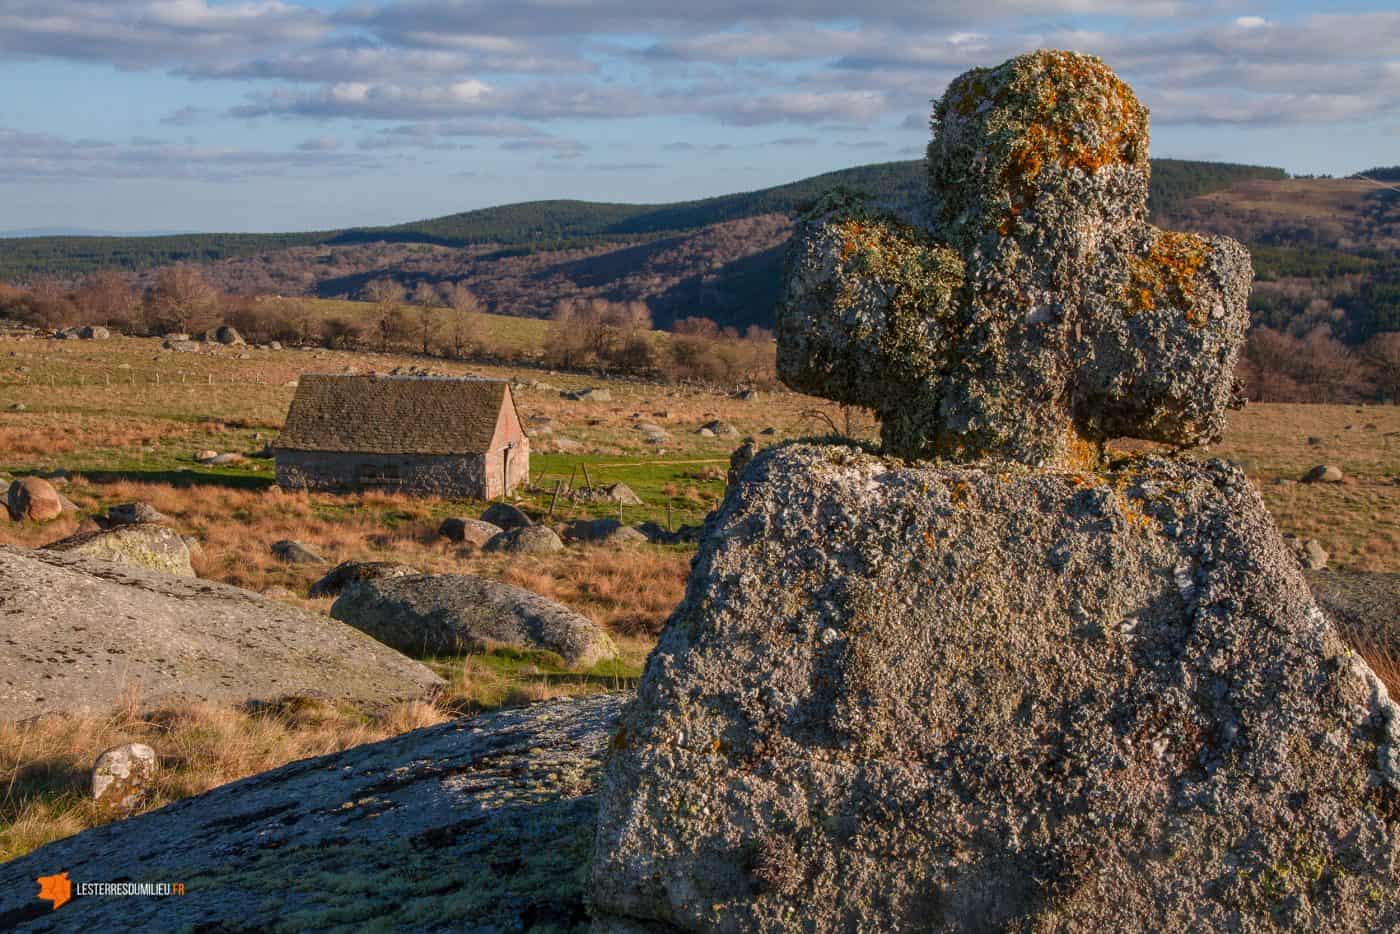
[0,0,1395,233]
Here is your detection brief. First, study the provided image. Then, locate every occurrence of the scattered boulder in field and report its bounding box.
[699,419,739,436]
[8,402,23,412]
[200,325,245,345]
[484,525,564,555]
[594,482,642,506]
[92,743,157,816]
[207,452,245,466]
[695,427,715,438]
[1303,464,1345,484]
[78,326,111,340]
[759,426,778,436]
[164,339,200,353]
[548,436,583,453]
[43,524,196,577]
[271,539,326,564]
[563,387,612,402]
[0,694,625,932]
[563,518,648,546]
[194,450,219,463]
[1287,536,1329,570]
[481,501,531,530]
[331,573,616,667]
[309,560,420,598]
[438,516,503,546]
[0,545,442,719]
[268,341,283,351]
[6,476,62,522]
[637,423,669,443]
[107,502,166,526]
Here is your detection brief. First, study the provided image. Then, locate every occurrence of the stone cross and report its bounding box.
[777,50,1253,468]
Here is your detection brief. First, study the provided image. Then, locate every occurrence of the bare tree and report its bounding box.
[410,281,440,355]
[441,281,483,359]
[75,269,138,329]
[363,277,405,353]
[146,265,220,335]
[1363,332,1400,403]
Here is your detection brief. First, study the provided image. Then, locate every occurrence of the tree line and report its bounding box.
[0,266,779,388]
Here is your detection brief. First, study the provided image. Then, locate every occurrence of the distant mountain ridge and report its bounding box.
[0,158,1283,282]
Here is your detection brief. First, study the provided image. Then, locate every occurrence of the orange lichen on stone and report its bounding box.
[1062,430,1105,473]
[1124,230,1209,320]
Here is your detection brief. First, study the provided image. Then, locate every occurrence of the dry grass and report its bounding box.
[2,331,1398,864]
[0,692,448,862]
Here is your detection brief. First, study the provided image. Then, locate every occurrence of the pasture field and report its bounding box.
[1,330,1397,860]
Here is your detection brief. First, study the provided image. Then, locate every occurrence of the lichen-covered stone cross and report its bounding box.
[777,50,1252,468]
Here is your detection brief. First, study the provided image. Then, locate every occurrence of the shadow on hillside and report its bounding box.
[74,469,274,490]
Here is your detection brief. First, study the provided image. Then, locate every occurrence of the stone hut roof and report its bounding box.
[277,375,520,455]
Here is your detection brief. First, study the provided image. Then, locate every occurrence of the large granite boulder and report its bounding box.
[42,523,196,577]
[592,445,1400,930]
[0,546,442,719]
[0,694,624,931]
[330,573,616,668]
[308,559,420,598]
[593,50,1393,932]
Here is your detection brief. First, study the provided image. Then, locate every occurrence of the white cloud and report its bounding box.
[0,125,373,182]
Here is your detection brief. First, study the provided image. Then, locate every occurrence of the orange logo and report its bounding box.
[36,872,72,910]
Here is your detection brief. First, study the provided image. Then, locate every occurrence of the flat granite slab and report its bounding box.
[0,693,626,932]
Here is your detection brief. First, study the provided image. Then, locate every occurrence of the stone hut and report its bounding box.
[275,375,529,498]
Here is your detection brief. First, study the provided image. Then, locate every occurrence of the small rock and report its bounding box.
[484,525,564,555]
[700,420,740,437]
[759,427,778,436]
[207,453,245,466]
[1302,464,1344,484]
[562,387,612,402]
[9,402,25,412]
[79,326,111,340]
[1300,539,1329,570]
[271,540,325,564]
[92,743,157,815]
[696,427,716,438]
[481,502,532,530]
[595,482,643,506]
[1306,436,1323,446]
[563,518,648,546]
[439,517,504,546]
[194,450,219,463]
[107,502,166,525]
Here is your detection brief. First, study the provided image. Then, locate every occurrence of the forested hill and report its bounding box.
[0,158,1283,282]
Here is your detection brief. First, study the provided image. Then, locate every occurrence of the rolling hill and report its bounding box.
[4,157,1396,341]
